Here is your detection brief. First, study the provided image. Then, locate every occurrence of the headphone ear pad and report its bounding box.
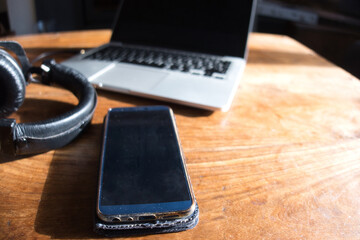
[0,49,26,118]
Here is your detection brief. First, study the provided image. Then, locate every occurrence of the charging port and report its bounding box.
[138,215,156,221]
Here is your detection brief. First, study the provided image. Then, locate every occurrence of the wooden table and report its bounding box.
[1,29,360,239]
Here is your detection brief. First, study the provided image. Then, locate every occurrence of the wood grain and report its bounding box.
[1,30,360,239]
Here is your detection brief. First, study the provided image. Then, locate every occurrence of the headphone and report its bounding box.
[0,41,97,157]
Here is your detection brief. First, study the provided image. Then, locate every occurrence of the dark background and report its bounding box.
[255,0,360,79]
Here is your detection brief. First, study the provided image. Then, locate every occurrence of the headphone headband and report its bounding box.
[0,42,97,157]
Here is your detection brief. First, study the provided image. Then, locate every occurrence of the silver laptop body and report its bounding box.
[63,0,257,111]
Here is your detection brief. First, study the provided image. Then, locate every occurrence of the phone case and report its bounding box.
[94,203,199,237]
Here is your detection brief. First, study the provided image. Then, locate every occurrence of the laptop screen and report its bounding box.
[111,0,255,58]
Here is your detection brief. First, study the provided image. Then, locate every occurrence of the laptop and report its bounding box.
[62,0,257,111]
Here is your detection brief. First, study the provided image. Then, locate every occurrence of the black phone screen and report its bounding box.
[99,107,191,212]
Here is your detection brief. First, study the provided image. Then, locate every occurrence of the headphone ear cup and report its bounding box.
[0,49,26,118]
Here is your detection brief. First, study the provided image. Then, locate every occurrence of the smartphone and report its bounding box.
[97,106,196,223]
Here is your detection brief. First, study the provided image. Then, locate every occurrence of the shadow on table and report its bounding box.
[96,89,214,118]
[34,123,103,239]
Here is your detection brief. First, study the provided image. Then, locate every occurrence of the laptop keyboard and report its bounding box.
[84,46,231,79]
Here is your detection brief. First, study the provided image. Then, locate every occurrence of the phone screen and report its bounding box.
[98,106,193,217]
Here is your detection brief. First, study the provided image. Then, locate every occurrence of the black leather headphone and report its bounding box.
[0,41,97,157]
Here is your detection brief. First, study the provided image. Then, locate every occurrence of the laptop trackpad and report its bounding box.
[97,65,168,91]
